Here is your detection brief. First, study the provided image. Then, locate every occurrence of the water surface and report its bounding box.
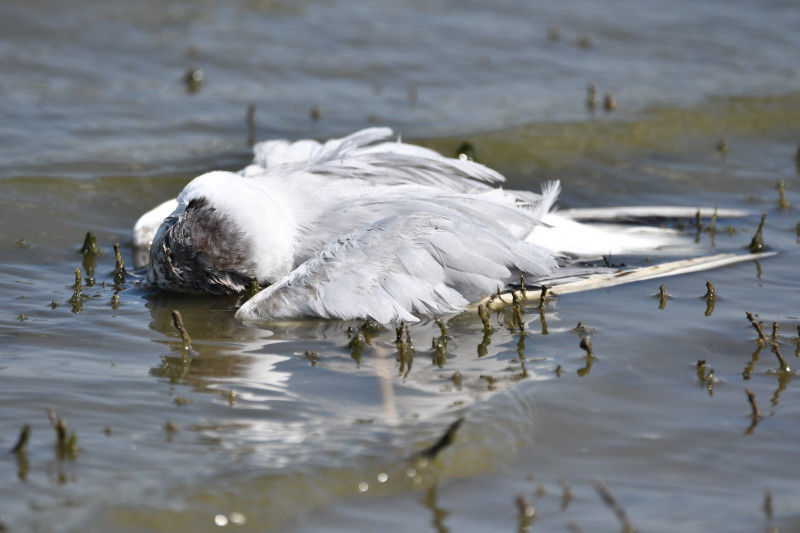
[1,1,800,532]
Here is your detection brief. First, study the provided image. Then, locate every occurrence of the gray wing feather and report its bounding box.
[236,213,557,324]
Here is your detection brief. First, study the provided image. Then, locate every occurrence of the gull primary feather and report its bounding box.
[132,127,769,324]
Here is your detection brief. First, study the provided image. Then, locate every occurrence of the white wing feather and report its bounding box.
[243,127,506,191]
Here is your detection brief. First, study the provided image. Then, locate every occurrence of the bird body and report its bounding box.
[133,127,759,324]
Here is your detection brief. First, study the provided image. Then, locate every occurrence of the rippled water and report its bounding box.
[2,0,800,532]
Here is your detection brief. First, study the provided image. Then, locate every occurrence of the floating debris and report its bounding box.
[703,281,717,316]
[529,474,547,499]
[477,304,493,357]
[10,425,30,454]
[396,323,414,377]
[594,481,634,533]
[745,389,761,435]
[451,370,462,390]
[716,138,728,153]
[745,311,767,343]
[517,333,529,379]
[705,207,718,234]
[477,334,491,360]
[456,141,476,162]
[537,286,549,334]
[360,318,385,333]
[226,390,237,406]
[703,281,717,300]
[746,389,761,418]
[578,350,594,377]
[559,478,573,511]
[537,285,547,308]
[771,343,791,374]
[658,283,669,310]
[516,495,535,529]
[694,209,704,236]
[431,337,447,367]
[348,331,367,365]
[13,428,29,480]
[777,180,790,210]
[420,417,464,459]
[748,212,767,253]
[171,310,193,353]
[695,360,708,381]
[764,489,774,523]
[310,105,321,122]
[435,317,448,344]
[576,34,592,49]
[696,360,714,395]
[603,92,616,112]
[112,243,127,285]
[511,292,525,332]
[48,408,78,460]
[79,231,101,256]
[796,326,800,358]
[432,319,447,368]
[174,396,192,407]
[184,67,203,93]
[70,268,84,314]
[304,349,318,366]
[547,25,561,42]
[586,83,598,111]
[480,374,497,390]
[242,277,260,303]
[477,304,492,333]
[580,336,593,357]
[742,341,762,381]
[357,318,386,343]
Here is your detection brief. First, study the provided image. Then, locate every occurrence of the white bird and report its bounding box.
[132,127,766,324]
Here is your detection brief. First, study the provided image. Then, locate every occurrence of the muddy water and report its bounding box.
[2,0,800,532]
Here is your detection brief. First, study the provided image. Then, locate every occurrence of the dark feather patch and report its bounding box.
[148,197,257,294]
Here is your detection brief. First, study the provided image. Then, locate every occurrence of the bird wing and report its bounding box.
[235,212,557,324]
[243,127,507,192]
[292,183,556,264]
[473,252,778,311]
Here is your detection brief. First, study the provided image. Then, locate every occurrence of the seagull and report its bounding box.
[132,127,769,324]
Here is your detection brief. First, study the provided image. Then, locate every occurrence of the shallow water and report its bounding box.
[2,0,800,532]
